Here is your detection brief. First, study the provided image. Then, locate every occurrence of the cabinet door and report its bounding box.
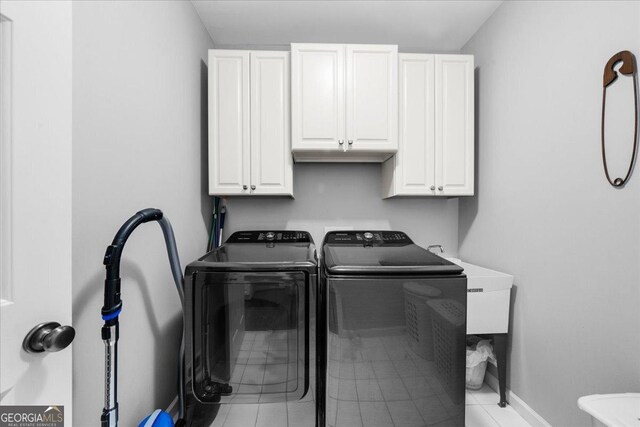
[435,55,474,196]
[345,44,398,152]
[291,44,345,153]
[250,51,293,196]
[395,54,436,195]
[209,50,250,195]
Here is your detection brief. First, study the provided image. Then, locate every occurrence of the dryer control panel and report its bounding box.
[226,231,312,243]
[325,231,413,245]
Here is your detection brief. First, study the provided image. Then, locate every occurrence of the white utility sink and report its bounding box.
[446,258,514,335]
[578,393,640,427]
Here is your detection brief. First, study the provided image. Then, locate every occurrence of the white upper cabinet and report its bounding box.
[250,51,292,195]
[291,43,398,162]
[209,50,293,196]
[209,50,250,195]
[435,55,474,196]
[346,45,398,152]
[291,44,345,153]
[382,54,436,196]
[383,54,474,197]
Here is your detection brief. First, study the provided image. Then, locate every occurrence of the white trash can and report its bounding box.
[466,339,496,390]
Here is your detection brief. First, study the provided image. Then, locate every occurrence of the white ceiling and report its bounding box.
[191,1,503,52]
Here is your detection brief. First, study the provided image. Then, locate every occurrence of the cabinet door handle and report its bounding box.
[338,140,344,145]
[438,186,443,191]
[430,185,435,191]
[243,185,248,190]
[348,140,353,145]
[251,185,256,190]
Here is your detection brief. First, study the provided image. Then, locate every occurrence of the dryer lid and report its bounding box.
[321,231,463,276]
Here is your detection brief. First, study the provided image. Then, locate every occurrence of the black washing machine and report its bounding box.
[183,231,317,427]
[318,231,467,427]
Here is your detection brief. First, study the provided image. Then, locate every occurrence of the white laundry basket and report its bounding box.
[427,298,466,403]
[403,282,441,360]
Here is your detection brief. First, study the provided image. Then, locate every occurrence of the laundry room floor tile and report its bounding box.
[483,404,532,427]
[466,405,500,427]
[468,384,502,405]
[204,387,533,427]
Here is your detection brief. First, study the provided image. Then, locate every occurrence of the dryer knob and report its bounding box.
[266,232,276,241]
[363,232,374,241]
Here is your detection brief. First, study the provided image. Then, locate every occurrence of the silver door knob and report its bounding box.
[348,140,353,145]
[430,185,435,191]
[243,185,248,190]
[338,140,344,145]
[23,322,75,353]
[251,185,256,190]
[438,186,443,191]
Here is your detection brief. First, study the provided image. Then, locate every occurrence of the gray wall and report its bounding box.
[460,2,640,426]
[224,163,460,253]
[72,2,213,425]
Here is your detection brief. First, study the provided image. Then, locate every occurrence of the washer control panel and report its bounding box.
[226,231,311,243]
[325,231,413,245]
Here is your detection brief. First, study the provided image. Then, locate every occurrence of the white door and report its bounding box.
[345,44,398,152]
[250,51,293,196]
[0,1,73,423]
[291,43,345,152]
[209,50,250,195]
[395,54,436,195]
[435,54,474,196]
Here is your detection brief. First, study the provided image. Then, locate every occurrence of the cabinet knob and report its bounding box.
[430,185,435,191]
[251,185,256,190]
[348,140,353,145]
[338,140,344,145]
[243,185,248,190]
[438,186,443,191]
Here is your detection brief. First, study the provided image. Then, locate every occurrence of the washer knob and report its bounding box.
[266,232,276,241]
[363,232,374,241]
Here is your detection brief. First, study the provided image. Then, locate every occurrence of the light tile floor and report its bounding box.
[211,386,531,427]
[466,385,532,427]
[210,330,531,427]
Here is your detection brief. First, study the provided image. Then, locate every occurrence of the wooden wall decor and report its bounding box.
[601,50,638,188]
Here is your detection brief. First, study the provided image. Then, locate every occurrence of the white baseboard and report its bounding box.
[484,372,552,427]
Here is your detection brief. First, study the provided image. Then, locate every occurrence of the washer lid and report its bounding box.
[192,230,317,269]
[322,231,463,275]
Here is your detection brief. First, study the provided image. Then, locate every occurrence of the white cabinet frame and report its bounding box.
[292,43,398,162]
[383,54,474,197]
[291,43,345,153]
[346,44,398,153]
[209,50,250,195]
[250,51,292,195]
[435,55,474,196]
[209,50,293,197]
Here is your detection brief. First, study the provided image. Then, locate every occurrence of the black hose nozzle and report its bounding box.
[101,208,164,317]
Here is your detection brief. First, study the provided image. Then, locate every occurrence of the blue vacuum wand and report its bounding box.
[101,208,185,427]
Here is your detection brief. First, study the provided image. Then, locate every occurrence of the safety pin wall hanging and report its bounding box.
[601,50,639,188]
